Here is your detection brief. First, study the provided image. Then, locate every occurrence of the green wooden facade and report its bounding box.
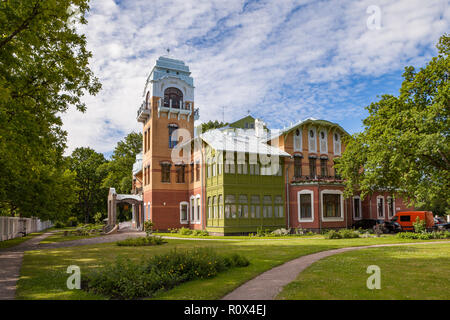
[204,150,286,235]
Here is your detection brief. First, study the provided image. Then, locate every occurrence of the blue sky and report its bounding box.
[61,0,449,156]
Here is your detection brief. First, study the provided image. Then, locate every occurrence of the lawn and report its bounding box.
[153,232,323,240]
[0,231,47,250]
[16,236,446,300]
[277,243,450,300]
[39,229,102,244]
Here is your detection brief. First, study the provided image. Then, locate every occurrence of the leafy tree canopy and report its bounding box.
[0,0,100,219]
[336,34,450,215]
[101,132,142,194]
[200,120,228,133]
[68,147,108,224]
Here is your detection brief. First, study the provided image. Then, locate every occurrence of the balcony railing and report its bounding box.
[291,175,344,183]
[137,103,151,123]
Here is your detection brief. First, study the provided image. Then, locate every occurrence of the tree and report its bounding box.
[200,120,228,132]
[101,132,142,194]
[69,147,108,224]
[336,34,450,215]
[0,1,101,219]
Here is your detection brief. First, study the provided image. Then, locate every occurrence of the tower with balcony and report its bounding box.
[137,56,199,230]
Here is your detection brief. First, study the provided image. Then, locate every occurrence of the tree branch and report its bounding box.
[0,1,42,50]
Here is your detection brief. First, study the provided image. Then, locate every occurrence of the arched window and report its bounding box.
[164,87,183,109]
[308,128,317,152]
[333,132,341,155]
[145,91,150,109]
[293,128,302,152]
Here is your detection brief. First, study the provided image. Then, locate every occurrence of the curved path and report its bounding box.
[0,228,145,300]
[222,240,450,300]
[0,231,56,300]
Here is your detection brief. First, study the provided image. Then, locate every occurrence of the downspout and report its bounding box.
[318,183,321,233]
[201,141,205,231]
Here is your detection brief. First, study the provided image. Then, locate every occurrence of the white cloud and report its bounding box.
[62,0,449,155]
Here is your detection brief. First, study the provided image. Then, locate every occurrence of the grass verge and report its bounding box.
[16,237,446,300]
[277,242,450,300]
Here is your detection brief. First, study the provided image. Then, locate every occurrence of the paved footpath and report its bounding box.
[0,230,145,300]
[0,231,56,300]
[222,240,450,300]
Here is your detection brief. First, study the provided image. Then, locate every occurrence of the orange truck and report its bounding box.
[391,211,434,232]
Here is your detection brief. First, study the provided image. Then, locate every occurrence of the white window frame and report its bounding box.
[387,196,395,218]
[190,195,195,222]
[376,195,385,218]
[179,201,189,224]
[333,132,341,156]
[293,128,302,152]
[319,129,328,154]
[308,127,317,153]
[353,196,362,220]
[321,190,344,222]
[195,194,201,224]
[146,202,151,221]
[298,190,314,222]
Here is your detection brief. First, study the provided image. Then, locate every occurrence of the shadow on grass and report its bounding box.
[277,244,450,300]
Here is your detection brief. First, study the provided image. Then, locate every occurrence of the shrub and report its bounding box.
[397,231,450,240]
[84,248,250,299]
[413,217,426,233]
[54,221,65,229]
[271,228,290,236]
[94,212,104,224]
[178,227,193,235]
[325,230,342,239]
[325,229,360,239]
[192,230,209,236]
[144,220,154,236]
[66,216,78,227]
[116,236,166,246]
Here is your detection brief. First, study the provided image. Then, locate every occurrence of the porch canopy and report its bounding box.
[107,188,143,229]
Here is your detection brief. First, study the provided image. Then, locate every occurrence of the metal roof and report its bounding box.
[200,129,291,157]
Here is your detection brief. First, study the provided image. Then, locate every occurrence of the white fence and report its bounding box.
[0,217,53,241]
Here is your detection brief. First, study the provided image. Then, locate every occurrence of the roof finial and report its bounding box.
[165,48,170,56]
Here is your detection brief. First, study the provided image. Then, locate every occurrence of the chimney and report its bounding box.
[255,118,266,139]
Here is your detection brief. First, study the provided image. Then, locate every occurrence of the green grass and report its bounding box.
[16,236,445,300]
[0,231,47,250]
[153,232,324,240]
[39,229,102,244]
[277,243,450,300]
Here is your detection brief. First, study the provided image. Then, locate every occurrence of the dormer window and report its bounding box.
[319,130,328,153]
[164,87,183,109]
[294,129,302,152]
[308,128,316,152]
[334,132,341,155]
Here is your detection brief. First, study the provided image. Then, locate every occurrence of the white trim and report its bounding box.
[293,128,302,152]
[189,195,195,222]
[298,190,314,222]
[308,127,317,153]
[321,189,344,221]
[319,129,328,154]
[352,196,362,220]
[387,196,395,218]
[195,194,201,224]
[376,195,385,218]
[179,201,189,224]
[333,131,341,156]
